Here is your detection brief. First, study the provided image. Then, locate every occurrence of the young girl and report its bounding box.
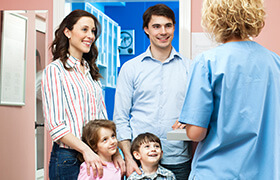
[78,120,121,180]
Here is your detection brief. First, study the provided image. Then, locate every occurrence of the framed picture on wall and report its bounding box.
[119,30,135,55]
[0,11,27,106]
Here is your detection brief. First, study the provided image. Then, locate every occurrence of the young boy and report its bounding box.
[128,133,176,180]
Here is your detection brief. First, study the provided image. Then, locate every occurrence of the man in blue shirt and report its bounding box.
[113,4,192,180]
[179,0,280,179]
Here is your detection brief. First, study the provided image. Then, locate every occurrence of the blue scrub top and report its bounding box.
[179,41,280,180]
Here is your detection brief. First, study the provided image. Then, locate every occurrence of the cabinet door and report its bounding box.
[112,24,119,87]
[103,17,108,66]
[107,20,113,87]
[106,21,119,88]
[96,13,103,66]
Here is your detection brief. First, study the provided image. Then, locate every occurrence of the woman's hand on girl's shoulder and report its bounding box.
[83,147,107,178]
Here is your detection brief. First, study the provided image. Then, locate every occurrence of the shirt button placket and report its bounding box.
[159,64,164,114]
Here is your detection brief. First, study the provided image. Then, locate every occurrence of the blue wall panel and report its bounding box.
[71,3,85,10]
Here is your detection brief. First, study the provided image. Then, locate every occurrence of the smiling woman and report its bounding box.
[63,16,97,64]
[41,9,125,180]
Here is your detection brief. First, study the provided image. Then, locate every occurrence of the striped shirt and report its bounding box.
[41,56,107,148]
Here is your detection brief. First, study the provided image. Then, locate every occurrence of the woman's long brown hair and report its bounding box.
[50,9,102,81]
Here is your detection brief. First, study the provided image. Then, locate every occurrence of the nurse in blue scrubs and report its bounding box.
[179,0,280,179]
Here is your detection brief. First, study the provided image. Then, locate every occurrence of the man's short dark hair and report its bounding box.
[131,132,162,155]
[142,4,176,30]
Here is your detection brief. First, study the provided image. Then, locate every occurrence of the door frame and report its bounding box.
[179,0,191,59]
[35,10,48,180]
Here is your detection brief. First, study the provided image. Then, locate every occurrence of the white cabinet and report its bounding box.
[84,3,120,88]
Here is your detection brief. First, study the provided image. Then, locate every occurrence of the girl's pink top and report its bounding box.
[78,161,121,180]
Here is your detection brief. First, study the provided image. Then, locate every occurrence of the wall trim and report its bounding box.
[179,0,191,59]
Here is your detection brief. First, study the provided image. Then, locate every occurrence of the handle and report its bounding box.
[35,122,44,129]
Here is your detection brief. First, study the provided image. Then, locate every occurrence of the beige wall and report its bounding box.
[191,0,280,55]
[0,1,53,180]
[255,0,280,55]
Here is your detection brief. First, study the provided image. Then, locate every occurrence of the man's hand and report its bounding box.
[112,149,126,177]
[118,140,142,177]
[125,157,141,177]
[172,119,186,130]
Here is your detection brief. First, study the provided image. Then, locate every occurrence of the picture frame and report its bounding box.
[119,30,135,55]
[0,11,27,106]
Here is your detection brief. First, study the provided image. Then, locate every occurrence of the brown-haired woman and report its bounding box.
[41,9,124,179]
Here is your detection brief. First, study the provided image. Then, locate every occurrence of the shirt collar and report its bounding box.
[66,55,90,74]
[141,46,182,63]
[156,165,171,177]
[133,165,169,179]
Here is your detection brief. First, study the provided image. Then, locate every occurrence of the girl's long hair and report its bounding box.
[77,120,117,162]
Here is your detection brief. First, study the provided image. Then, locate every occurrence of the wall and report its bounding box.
[191,0,280,55]
[255,0,280,55]
[104,1,179,119]
[0,1,53,180]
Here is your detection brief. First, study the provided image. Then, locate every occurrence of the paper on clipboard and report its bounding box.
[167,129,191,141]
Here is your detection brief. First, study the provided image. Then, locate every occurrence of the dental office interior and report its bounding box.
[0,0,279,179]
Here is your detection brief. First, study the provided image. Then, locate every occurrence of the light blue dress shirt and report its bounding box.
[114,47,192,164]
[179,41,280,180]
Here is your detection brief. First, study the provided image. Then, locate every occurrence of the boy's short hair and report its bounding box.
[131,132,162,155]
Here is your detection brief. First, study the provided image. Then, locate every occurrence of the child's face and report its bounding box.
[96,127,118,162]
[133,141,163,166]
